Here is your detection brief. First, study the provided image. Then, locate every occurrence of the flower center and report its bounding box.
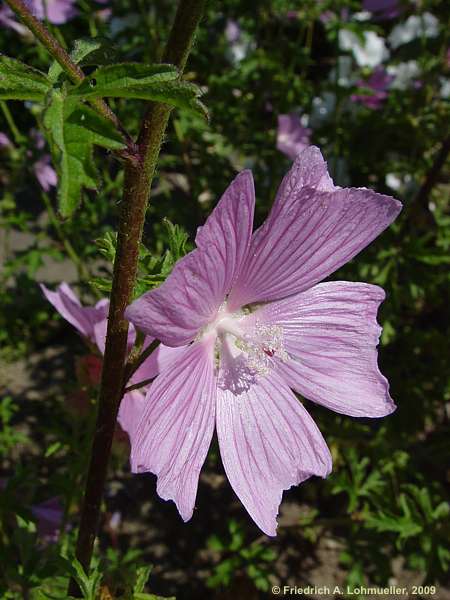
[198,304,288,395]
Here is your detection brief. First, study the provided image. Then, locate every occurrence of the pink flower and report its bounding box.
[125,146,402,536]
[0,0,77,29]
[276,113,311,161]
[363,0,401,20]
[40,283,181,441]
[31,497,63,543]
[25,0,77,24]
[224,19,241,44]
[0,132,12,148]
[33,155,57,192]
[351,67,394,109]
[0,5,28,34]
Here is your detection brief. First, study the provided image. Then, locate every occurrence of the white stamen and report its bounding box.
[197,302,288,393]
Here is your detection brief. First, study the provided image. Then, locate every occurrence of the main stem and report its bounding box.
[68,0,206,594]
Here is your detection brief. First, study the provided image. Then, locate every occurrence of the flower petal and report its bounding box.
[131,342,187,383]
[251,281,395,417]
[130,339,216,521]
[117,390,147,441]
[125,171,255,346]
[228,146,401,308]
[41,283,100,341]
[216,371,331,536]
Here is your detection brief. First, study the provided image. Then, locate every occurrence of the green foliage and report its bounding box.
[68,63,207,118]
[207,520,276,591]
[0,55,51,100]
[330,447,385,513]
[91,218,190,297]
[43,87,126,216]
[48,38,122,83]
[0,396,27,456]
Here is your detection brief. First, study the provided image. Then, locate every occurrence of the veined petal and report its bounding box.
[130,339,216,521]
[125,171,255,346]
[251,281,395,417]
[228,147,402,308]
[131,342,187,383]
[41,283,102,341]
[117,390,147,441]
[216,371,331,536]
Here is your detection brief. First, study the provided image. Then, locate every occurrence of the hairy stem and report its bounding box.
[4,0,130,143]
[68,0,206,594]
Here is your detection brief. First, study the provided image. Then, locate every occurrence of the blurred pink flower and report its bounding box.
[276,113,311,160]
[31,497,63,543]
[33,155,57,192]
[224,19,241,43]
[351,67,394,109]
[363,0,401,19]
[0,132,12,148]
[25,0,77,24]
[41,283,182,441]
[0,0,77,29]
[0,5,28,34]
[125,146,402,536]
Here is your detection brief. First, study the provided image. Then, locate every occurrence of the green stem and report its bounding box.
[0,101,25,144]
[67,0,206,594]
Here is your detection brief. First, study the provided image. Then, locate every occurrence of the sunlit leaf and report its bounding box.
[43,87,126,217]
[0,55,51,100]
[68,63,208,118]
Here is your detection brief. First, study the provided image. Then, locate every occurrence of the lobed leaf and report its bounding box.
[68,62,208,118]
[43,87,126,217]
[48,37,122,83]
[0,54,51,101]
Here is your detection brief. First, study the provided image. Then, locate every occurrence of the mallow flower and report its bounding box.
[351,67,394,109]
[31,497,63,543]
[40,283,181,441]
[33,155,57,192]
[125,146,402,536]
[0,0,77,29]
[276,113,311,161]
[24,0,78,25]
[363,0,401,20]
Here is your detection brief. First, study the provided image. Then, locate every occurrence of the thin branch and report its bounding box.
[124,377,155,394]
[123,338,161,385]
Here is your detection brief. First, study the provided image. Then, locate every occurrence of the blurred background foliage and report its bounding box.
[0,0,449,598]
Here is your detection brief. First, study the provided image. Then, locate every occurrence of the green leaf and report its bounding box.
[164,218,190,262]
[70,37,122,67]
[0,55,51,101]
[133,566,152,594]
[43,87,126,217]
[45,441,62,457]
[48,37,122,83]
[68,63,207,118]
[68,558,101,600]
